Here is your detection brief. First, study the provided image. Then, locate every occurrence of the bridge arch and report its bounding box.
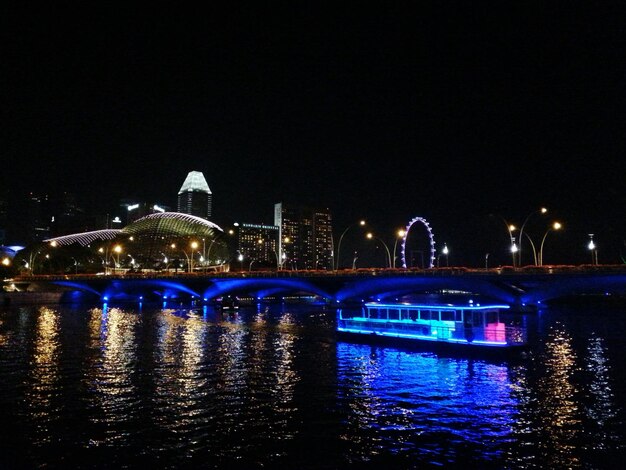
[401,216,436,269]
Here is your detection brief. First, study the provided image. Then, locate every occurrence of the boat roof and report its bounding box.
[364,302,510,311]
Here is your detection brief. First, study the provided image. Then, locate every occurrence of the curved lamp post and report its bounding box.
[335,220,366,270]
[518,207,547,266]
[392,229,406,268]
[366,232,391,268]
[491,214,518,266]
[538,222,562,266]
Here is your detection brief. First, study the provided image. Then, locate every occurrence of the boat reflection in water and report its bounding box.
[337,300,527,350]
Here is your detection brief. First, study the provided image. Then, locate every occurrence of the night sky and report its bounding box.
[2,4,626,266]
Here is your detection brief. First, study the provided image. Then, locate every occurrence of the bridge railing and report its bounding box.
[7,264,626,283]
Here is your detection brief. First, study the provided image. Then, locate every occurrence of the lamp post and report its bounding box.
[366,232,391,268]
[238,252,244,271]
[491,214,518,266]
[27,250,42,275]
[588,234,598,265]
[510,237,519,265]
[538,222,562,266]
[437,243,450,267]
[112,245,122,274]
[335,220,366,270]
[522,233,539,266]
[206,236,221,271]
[518,207,548,266]
[392,229,406,268]
[189,241,199,272]
[98,246,109,275]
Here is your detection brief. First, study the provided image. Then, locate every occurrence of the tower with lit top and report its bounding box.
[177,171,212,220]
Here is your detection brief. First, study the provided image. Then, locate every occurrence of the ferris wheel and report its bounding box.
[400,216,436,268]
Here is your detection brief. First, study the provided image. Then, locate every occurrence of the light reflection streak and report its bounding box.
[27,306,61,444]
[152,309,211,442]
[86,305,139,438]
[272,312,299,407]
[534,324,581,468]
[583,334,617,450]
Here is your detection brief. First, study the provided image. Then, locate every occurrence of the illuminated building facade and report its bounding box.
[177,171,212,220]
[274,203,333,270]
[122,200,172,224]
[235,223,280,269]
[39,212,227,274]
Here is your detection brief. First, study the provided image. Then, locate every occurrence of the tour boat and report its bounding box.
[337,301,527,349]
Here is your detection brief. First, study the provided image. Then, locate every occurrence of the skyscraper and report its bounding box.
[274,203,333,270]
[177,171,213,220]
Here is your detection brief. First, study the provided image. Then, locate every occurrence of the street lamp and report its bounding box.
[521,233,539,266]
[588,234,598,265]
[392,229,406,268]
[238,252,244,271]
[437,243,450,267]
[188,241,199,272]
[366,232,391,268]
[98,246,109,275]
[538,222,562,266]
[518,207,548,266]
[511,237,519,261]
[112,245,122,274]
[335,220,366,270]
[491,214,518,266]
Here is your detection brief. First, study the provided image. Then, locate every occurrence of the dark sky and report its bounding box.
[2,3,626,266]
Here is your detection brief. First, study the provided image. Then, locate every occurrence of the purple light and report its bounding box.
[401,216,436,268]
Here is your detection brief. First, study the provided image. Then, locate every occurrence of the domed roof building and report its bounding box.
[26,212,230,274]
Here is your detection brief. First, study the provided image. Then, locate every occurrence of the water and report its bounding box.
[0,300,625,468]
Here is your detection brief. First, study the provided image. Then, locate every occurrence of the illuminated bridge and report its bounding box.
[7,265,626,310]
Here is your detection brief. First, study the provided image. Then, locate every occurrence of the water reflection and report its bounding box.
[533,323,581,468]
[1,302,625,468]
[336,342,521,466]
[151,308,212,458]
[583,334,618,452]
[27,306,61,444]
[83,304,141,451]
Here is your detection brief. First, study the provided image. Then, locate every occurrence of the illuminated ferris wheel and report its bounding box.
[400,216,436,268]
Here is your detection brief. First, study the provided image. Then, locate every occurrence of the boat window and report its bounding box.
[420,310,432,321]
[485,311,499,324]
[440,310,455,322]
[409,310,418,321]
[388,308,399,320]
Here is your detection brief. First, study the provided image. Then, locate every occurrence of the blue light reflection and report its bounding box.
[336,342,521,464]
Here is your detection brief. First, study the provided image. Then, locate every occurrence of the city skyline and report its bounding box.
[3,4,626,266]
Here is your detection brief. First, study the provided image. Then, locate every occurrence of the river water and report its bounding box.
[0,300,625,468]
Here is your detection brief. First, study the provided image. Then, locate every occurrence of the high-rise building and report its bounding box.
[122,200,171,224]
[177,171,212,220]
[274,203,333,270]
[235,223,280,269]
